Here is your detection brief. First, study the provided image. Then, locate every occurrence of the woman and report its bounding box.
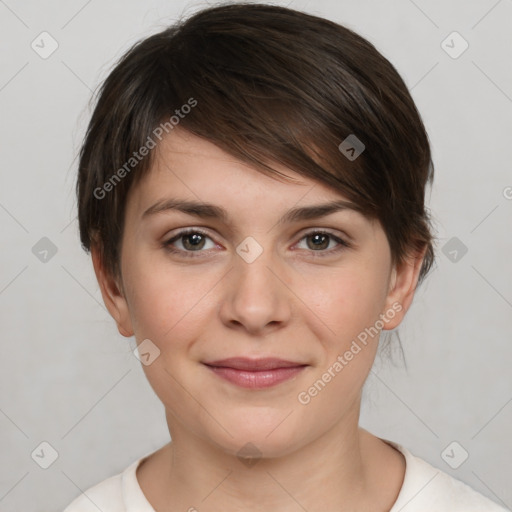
[65,3,508,510]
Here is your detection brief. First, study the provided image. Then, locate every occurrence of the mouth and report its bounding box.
[202,357,308,389]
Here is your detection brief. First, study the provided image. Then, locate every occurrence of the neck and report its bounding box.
[143,408,395,511]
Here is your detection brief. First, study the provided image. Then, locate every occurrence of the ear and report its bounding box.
[91,244,134,338]
[381,245,427,331]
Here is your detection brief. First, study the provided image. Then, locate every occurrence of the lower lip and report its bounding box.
[204,365,307,389]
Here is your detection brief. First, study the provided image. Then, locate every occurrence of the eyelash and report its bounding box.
[162,228,351,259]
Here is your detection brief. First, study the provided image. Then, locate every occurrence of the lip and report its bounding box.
[203,358,308,389]
[203,357,306,370]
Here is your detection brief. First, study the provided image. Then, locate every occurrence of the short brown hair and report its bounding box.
[77,2,435,287]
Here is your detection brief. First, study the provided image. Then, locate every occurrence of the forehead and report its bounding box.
[154,128,310,191]
[127,128,359,216]
[121,130,384,246]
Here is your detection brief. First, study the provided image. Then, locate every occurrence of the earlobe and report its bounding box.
[91,245,134,338]
[382,247,427,331]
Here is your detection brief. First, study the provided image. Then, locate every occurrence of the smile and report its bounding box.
[202,358,308,389]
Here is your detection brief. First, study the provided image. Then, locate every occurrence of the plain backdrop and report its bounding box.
[0,0,511,510]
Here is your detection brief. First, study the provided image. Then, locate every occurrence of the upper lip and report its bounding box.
[203,357,307,371]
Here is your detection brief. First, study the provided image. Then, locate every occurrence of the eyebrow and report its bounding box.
[141,198,362,225]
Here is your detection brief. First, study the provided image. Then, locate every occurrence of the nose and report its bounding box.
[218,242,292,336]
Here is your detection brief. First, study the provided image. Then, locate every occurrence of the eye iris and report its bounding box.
[183,233,205,250]
[307,233,329,250]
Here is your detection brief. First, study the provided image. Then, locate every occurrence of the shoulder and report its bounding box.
[62,471,125,512]
[62,455,153,512]
[385,440,509,512]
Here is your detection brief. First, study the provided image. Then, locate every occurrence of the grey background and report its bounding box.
[0,0,511,510]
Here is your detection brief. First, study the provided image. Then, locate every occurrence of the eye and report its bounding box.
[163,228,217,257]
[295,230,350,256]
[162,228,351,259]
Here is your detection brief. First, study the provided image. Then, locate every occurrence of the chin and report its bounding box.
[205,409,308,461]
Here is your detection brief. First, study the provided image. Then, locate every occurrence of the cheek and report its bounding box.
[292,264,390,422]
[123,260,215,400]
[295,260,390,346]
[123,255,218,345]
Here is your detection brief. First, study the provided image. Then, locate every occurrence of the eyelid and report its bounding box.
[293,229,352,256]
[162,226,352,258]
[295,225,353,244]
[163,227,219,256]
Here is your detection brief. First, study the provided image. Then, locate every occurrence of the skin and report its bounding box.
[93,128,426,512]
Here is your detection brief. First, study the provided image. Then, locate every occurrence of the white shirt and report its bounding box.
[63,439,509,511]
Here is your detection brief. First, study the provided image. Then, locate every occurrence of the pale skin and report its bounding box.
[93,128,426,512]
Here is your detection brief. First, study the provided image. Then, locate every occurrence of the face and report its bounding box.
[94,128,423,458]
